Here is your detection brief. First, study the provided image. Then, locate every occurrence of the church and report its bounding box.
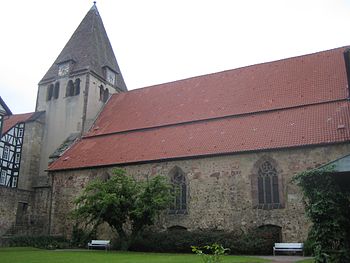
[1,4,350,243]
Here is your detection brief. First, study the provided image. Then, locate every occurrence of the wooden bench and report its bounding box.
[273,243,304,256]
[88,240,111,251]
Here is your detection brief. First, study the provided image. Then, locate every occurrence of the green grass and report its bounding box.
[0,247,270,263]
[296,260,313,263]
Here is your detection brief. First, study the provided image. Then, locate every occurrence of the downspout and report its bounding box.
[81,73,90,135]
[48,172,54,235]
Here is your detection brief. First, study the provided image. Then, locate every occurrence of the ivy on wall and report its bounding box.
[293,167,350,263]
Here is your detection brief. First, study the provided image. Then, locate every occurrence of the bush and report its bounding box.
[70,225,96,248]
[8,236,69,249]
[128,227,275,255]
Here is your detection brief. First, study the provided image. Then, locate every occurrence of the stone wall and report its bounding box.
[18,114,45,190]
[0,187,33,236]
[49,143,350,242]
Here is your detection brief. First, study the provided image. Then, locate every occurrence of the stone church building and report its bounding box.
[1,4,350,242]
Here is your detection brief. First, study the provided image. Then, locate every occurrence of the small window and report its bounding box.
[0,170,6,185]
[47,84,54,101]
[18,128,24,137]
[74,79,81,95]
[12,176,18,188]
[66,80,74,97]
[54,82,60,99]
[103,88,109,103]
[15,153,20,163]
[3,145,9,160]
[99,85,104,101]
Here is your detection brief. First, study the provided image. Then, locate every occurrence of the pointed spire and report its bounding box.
[40,5,127,91]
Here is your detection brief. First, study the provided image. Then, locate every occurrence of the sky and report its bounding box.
[1,0,350,113]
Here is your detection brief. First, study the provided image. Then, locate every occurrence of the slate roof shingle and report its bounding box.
[39,5,127,92]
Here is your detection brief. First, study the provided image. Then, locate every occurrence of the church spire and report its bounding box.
[39,4,127,91]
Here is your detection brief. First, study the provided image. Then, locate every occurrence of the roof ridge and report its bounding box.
[84,98,348,139]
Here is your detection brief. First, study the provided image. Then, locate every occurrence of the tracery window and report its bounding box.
[257,161,280,207]
[169,167,187,214]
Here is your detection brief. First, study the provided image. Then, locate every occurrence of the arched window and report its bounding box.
[47,84,54,101]
[99,85,104,101]
[103,88,109,102]
[74,78,80,95]
[256,160,280,209]
[169,166,187,214]
[66,80,74,97]
[54,82,60,99]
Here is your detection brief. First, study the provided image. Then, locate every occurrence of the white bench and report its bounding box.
[273,243,304,256]
[88,240,111,250]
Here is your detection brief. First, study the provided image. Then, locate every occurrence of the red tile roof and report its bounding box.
[49,46,350,171]
[2,113,35,134]
[87,47,349,136]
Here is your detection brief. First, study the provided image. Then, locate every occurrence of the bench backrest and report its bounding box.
[91,240,110,245]
[274,243,303,249]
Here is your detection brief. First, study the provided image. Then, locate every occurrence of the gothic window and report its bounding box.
[47,84,54,101]
[66,80,74,97]
[169,167,187,214]
[54,82,60,99]
[74,78,81,95]
[254,159,281,209]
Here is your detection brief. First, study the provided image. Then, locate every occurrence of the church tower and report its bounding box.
[35,4,127,179]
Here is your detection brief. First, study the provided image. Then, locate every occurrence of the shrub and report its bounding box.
[128,228,276,255]
[8,235,69,249]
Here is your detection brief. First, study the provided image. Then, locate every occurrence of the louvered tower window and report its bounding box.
[257,161,280,207]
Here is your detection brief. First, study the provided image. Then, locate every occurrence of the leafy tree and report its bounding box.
[72,169,172,250]
[293,167,350,263]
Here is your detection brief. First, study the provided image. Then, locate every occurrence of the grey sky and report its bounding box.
[1,0,350,113]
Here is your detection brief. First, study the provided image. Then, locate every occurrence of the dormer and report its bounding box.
[103,66,118,86]
[57,59,76,78]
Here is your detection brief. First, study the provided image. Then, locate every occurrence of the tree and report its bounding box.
[293,167,350,263]
[72,169,172,250]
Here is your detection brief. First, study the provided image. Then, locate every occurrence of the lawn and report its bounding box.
[0,247,271,263]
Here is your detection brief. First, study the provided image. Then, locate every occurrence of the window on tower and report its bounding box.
[54,82,60,99]
[66,80,75,97]
[74,79,81,95]
[47,84,54,101]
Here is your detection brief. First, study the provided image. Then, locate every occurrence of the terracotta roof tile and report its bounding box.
[86,46,349,137]
[49,46,350,171]
[49,101,350,171]
[2,112,35,134]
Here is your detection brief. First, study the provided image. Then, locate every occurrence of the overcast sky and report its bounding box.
[1,0,350,113]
